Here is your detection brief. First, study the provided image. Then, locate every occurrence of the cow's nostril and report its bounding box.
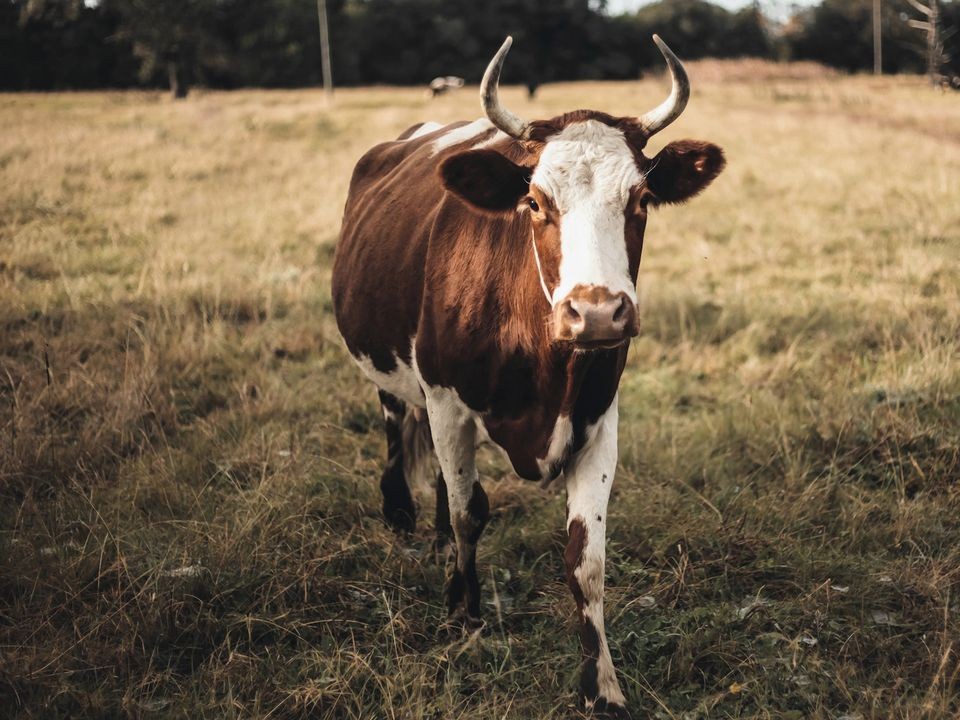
[563,301,581,324]
[612,297,628,323]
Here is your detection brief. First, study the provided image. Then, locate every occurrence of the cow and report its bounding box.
[429,75,466,97]
[332,36,725,717]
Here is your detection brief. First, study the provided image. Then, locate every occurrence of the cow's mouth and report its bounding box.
[571,338,629,351]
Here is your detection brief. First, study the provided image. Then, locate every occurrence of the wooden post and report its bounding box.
[873,0,882,75]
[929,0,941,85]
[317,0,333,99]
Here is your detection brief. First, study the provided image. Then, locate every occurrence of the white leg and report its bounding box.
[564,396,629,717]
[424,387,489,626]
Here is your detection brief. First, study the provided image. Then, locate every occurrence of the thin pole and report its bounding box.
[317,0,333,99]
[873,0,883,75]
[929,0,940,85]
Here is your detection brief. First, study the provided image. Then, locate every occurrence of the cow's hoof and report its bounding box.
[590,698,631,719]
[382,501,416,533]
[443,607,484,634]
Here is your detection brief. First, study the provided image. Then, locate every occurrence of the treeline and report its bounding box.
[2,0,959,93]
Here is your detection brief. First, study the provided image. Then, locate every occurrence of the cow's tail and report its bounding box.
[402,407,435,499]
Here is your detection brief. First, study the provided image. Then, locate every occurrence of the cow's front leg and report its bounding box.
[564,398,629,717]
[425,389,489,628]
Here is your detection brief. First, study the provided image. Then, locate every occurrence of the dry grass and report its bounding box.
[683,58,839,82]
[1,73,959,719]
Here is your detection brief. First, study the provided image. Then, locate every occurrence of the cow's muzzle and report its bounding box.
[554,286,639,349]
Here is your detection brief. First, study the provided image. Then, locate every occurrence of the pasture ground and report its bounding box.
[1,68,959,719]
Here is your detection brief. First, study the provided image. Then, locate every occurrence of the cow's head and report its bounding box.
[440,36,725,350]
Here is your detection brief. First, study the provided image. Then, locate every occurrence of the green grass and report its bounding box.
[1,71,959,718]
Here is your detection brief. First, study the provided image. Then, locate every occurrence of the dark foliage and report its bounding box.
[1,0,958,92]
[786,0,915,73]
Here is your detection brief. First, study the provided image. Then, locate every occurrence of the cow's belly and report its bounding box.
[347,337,608,485]
[348,349,560,482]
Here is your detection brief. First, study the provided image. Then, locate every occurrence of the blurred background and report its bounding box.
[3,0,960,96]
[2,1,960,719]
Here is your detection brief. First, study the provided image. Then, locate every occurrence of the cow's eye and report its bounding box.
[528,198,540,212]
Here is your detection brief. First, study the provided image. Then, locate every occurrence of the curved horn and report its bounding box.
[636,35,690,137]
[480,36,530,140]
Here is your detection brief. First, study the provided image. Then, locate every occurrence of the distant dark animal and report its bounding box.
[332,36,725,718]
[429,75,465,97]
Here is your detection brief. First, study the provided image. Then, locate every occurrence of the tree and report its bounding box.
[336,0,619,96]
[4,0,959,91]
[905,0,956,85]
[629,0,772,62]
[2,0,139,90]
[785,0,920,72]
[103,0,226,98]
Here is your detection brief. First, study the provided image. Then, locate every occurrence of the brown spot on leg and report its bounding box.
[580,646,600,701]
[564,517,588,609]
[578,620,630,716]
[574,593,603,703]
[434,471,453,556]
[459,480,490,544]
[565,518,627,714]
[580,618,601,663]
[565,518,597,696]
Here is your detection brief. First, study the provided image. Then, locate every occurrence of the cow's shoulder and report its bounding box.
[348,120,490,193]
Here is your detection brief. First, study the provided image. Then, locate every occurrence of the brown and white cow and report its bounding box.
[332,36,725,717]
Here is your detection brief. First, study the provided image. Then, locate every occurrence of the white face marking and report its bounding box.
[430,118,493,155]
[530,120,644,307]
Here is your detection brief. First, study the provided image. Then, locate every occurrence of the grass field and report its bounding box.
[1,68,959,719]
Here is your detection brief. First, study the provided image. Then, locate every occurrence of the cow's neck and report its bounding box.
[475,216,626,480]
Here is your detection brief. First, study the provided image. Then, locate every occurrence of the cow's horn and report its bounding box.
[636,35,690,137]
[480,36,530,140]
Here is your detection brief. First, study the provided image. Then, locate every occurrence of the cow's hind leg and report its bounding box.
[425,389,489,628]
[378,389,416,533]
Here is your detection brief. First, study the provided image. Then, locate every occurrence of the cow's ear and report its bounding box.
[645,140,725,207]
[439,149,529,213]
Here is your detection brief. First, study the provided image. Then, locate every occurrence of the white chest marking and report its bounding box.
[537,414,573,479]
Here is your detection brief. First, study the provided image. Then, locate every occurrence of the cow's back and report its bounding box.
[332,122,466,373]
